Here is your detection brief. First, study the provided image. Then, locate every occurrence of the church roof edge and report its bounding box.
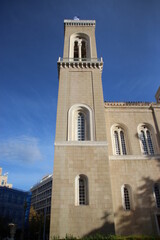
[104,101,160,108]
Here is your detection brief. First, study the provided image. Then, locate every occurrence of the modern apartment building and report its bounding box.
[30,174,52,216]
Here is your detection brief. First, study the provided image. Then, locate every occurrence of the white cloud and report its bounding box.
[0,135,43,163]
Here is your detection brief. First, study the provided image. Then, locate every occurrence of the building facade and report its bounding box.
[0,167,12,188]
[50,19,160,237]
[0,186,31,229]
[30,174,52,216]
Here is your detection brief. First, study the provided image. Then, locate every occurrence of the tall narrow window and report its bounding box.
[122,185,132,211]
[77,112,85,141]
[120,131,127,155]
[138,125,154,155]
[114,131,120,155]
[156,215,160,235]
[112,126,127,155]
[68,104,94,141]
[81,41,86,60]
[154,183,160,208]
[75,175,88,206]
[79,178,85,205]
[124,187,131,210]
[74,41,79,60]
[140,130,148,154]
[147,130,154,155]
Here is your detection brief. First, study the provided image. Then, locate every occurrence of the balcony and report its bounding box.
[57,57,103,71]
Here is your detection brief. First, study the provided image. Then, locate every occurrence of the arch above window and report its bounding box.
[69,33,91,61]
[138,124,155,155]
[111,124,127,155]
[68,104,94,141]
[75,174,89,206]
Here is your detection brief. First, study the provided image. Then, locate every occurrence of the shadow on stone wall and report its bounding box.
[115,175,160,236]
[84,158,160,237]
[84,212,115,237]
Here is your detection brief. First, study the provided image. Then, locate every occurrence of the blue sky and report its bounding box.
[0,0,160,191]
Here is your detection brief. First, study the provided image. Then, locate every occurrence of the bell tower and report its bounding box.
[50,19,115,238]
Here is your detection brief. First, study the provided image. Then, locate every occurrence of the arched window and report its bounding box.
[70,33,90,61]
[138,125,154,155]
[154,183,160,208]
[75,175,88,206]
[112,125,127,155]
[81,41,87,60]
[121,185,132,211]
[68,104,94,141]
[74,41,79,60]
[77,112,85,141]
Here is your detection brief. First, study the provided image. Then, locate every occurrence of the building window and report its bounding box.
[70,33,90,61]
[81,41,87,60]
[75,175,88,206]
[138,125,154,155]
[74,41,79,60]
[77,112,85,141]
[154,183,160,208]
[112,126,127,155]
[156,214,160,235]
[122,185,132,211]
[68,104,94,141]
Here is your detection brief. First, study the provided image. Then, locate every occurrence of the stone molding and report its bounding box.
[54,141,108,146]
[57,58,103,71]
[64,19,96,27]
[109,154,160,160]
[104,102,160,108]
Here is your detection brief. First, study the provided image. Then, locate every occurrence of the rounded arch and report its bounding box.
[137,123,156,155]
[75,174,89,206]
[69,33,91,60]
[111,123,129,155]
[68,104,94,141]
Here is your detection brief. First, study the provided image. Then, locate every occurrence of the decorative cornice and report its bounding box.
[64,19,96,27]
[54,141,108,146]
[109,154,160,161]
[104,101,160,108]
[57,58,103,73]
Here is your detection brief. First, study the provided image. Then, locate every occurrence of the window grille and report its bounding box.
[140,130,148,155]
[139,126,154,155]
[146,130,154,155]
[113,127,127,155]
[120,131,127,155]
[77,113,85,141]
[124,187,131,210]
[114,131,120,155]
[79,178,85,205]
[154,184,160,208]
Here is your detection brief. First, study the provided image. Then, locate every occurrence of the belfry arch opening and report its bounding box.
[69,33,91,61]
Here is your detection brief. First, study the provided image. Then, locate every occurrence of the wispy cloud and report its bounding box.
[0,135,43,163]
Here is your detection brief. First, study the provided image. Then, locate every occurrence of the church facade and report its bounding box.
[50,19,160,238]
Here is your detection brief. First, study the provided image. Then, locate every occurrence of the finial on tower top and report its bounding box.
[73,16,80,20]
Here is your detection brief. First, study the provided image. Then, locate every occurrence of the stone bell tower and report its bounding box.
[50,19,115,238]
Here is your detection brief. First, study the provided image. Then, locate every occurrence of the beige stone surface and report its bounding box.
[50,19,160,238]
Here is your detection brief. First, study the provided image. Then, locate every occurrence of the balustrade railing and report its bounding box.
[58,57,103,63]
